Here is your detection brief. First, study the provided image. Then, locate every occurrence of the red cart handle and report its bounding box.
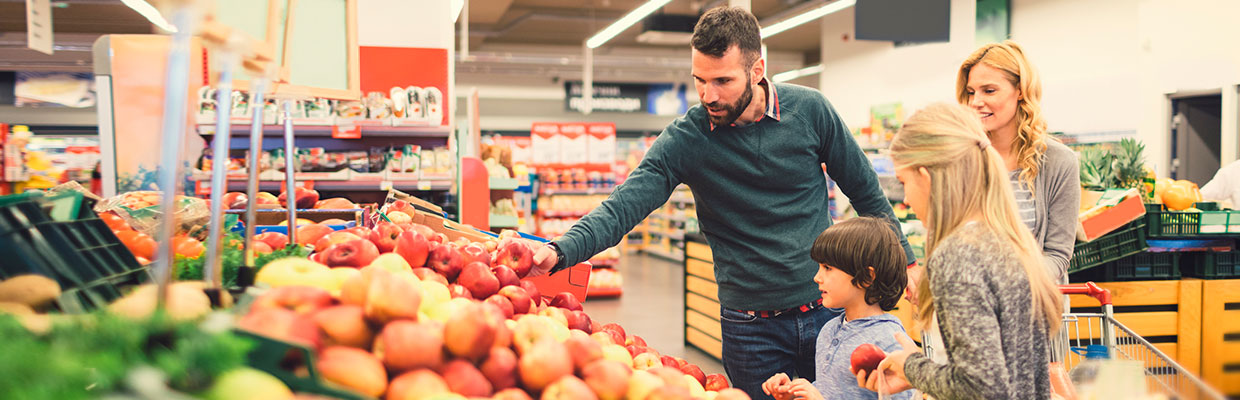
[1059,282,1112,305]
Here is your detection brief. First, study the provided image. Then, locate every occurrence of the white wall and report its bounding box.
[817,0,1240,175]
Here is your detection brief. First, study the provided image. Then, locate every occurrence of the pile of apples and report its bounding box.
[240,200,746,400]
[218,187,360,210]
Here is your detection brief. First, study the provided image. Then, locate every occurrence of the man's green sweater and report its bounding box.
[553,82,914,311]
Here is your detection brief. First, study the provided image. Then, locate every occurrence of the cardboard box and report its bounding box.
[1078,188,1146,242]
[531,122,561,167]
[587,123,616,167]
[559,123,588,166]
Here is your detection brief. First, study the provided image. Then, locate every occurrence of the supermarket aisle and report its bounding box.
[583,253,726,376]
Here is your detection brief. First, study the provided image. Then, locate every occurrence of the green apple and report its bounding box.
[206,368,292,400]
[419,280,451,314]
[367,253,412,274]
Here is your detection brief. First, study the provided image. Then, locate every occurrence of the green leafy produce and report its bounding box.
[0,312,253,398]
[1078,138,1146,190]
[175,240,309,287]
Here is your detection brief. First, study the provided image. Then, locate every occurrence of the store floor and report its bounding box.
[582,253,726,376]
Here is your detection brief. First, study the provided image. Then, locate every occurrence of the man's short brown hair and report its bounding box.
[691,6,762,67]
[810,216,908,311]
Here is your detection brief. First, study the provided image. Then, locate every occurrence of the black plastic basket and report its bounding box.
[0,198,149,312]
[1183,250,1240,279]
[1070,220,1148,274]
[1078,251,1183,282]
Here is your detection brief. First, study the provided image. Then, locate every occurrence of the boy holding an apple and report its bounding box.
[762,217,914,400]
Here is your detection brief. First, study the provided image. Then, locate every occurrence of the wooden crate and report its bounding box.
[684,239,723,361]
[1202,279,1240,396]
[1065,280,1202,375]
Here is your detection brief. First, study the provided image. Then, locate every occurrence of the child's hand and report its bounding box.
[762,373,793,400]
[786,378,824,400]
[856,333,918,394]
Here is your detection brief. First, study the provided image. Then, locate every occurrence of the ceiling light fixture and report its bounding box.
[120,0,178,33]
[772,64,825,83]
[760,0,854,39]
[586,0,673,49]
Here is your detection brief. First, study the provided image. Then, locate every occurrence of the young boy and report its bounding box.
[762,217,914,400]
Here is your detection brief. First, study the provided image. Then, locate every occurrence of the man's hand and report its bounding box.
[786,378,824,400]
[529,242,558,278]
[762,373,793,400]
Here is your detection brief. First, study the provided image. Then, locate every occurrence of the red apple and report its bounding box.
[492,265,520,289]
[520,279,544,306]
[343,226,372,241]
[296,224,335,247]
[321,239,380,268]
[485,294,515,319]
[388,200,415,216]
[369,222,402,253]
[679,363,706,387]
[387,369,450,400]
[590,319,603,334]
[316,197,356,209]
[660,355,679,368]
[394,230,431,268]
[364,269,422,323]
[565,309,593,333]
[251,285,333,315]
[316,346,386,397]
[374,320,445,372]
[498,286,533,315]
[440,359,493,397]
[426,244,465,281]
[412,267,449,286]
[221,192,247,209]
[597,329,624,347]
[314,231,361,252]
[237,307,320,348]
[254,231,289,250]
[541,375,598,400]
[448,284,473,299]
[279,186,320,209]
[251,241,273,254]
[492,388,533,400]
[443,302,501,361]
[494,240,535,277]
[602,323,626,341]
[313,305,373,349]
[459,242,491,266]
[518,339,573,392]
[626,334,648,347]
[582,360,632,400]
[850,343,886,375]
[550,292,583,312]
[458,262,500,299]
[565,332,604,372]
[704,374,730,391]
[480,346,519,390]
[626,344,656,359]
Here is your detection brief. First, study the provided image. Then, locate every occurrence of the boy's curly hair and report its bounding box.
[810,216,909,311]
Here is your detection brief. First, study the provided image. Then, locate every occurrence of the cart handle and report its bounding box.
[1059,282,1112,305]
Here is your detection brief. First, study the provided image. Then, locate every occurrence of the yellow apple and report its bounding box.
[419,280,451,314]
[206,368,293,400]
[328,267,360,295]
[256,257,335,290]
[601,344,633,367]
[367,253,412,274]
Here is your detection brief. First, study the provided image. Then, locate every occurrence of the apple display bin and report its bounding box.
[0,195,150,313]
[233,330,370,400]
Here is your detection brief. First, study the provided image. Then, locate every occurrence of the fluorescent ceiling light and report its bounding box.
[452,0,466,23]
[586,0,673,49]
[772,64,825,83]
[760,0,854,39]
[120,0,177,33]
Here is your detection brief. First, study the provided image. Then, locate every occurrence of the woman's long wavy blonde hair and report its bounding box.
[892,102,1062,335]
[957,41,1049,191]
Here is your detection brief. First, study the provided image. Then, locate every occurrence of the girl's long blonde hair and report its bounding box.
[957,41,1049,191]
[892,102,1062,334]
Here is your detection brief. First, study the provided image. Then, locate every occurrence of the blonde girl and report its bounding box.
[858,102,1063,399]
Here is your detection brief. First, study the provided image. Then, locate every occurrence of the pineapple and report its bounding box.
[1079,146,1111,189]
[1113,138,1146,189]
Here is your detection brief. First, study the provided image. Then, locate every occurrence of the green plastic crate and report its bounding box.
[1070,220,1148,274]
[233,330,369,400]
[1071,251,1182,282]
[1183,250,1240,279]
[1145,203,1240,238]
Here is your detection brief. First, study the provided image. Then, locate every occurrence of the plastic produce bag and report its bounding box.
[94,191,210,237]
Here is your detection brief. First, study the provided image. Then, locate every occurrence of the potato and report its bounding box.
[0,275,61,309]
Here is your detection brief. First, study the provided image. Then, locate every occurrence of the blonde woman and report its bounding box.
[957,40,1080,283]
[857,103,1064,399]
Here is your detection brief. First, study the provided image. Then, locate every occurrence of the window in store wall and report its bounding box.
[278,0,361,100]
[209,0,287,88]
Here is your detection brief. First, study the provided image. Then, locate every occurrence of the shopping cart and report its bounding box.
[1060,282,1224,400]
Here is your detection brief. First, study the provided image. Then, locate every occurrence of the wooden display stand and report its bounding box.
[1202,279,1240,396]
[683,235,722,361]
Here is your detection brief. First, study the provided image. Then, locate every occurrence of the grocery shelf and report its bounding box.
[539,210,589,218]
[541,187,615,196]
[195,123,451,138]
[587,287,623,298]
[489,177,520,190]
[650,229,685,241]
[650,214,688,223]
[489,214,519,228]
[588,259,618,268]
[201,179,452,192]
[645,247,684,262]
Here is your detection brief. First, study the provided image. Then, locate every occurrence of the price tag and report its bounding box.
[417,181,433,191]
[195,180,211,195]
[380,180,393,190]
[332,124,361,139]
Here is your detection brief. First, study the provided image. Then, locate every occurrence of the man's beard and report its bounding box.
[705,76,753,127]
